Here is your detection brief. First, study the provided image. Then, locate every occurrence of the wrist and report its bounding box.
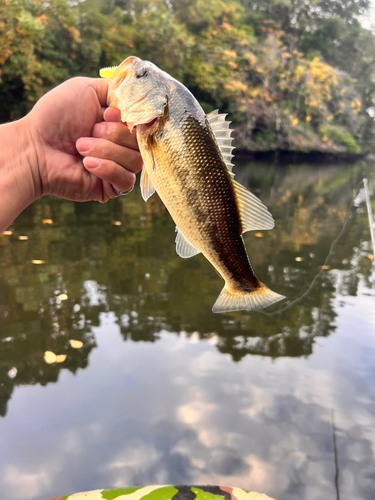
[0,118,41,232]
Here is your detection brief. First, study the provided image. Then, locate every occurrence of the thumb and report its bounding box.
[91,78,109,107]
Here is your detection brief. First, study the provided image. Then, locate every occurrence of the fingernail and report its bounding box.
[92,123,106,137]
[83,157,100,169]
[104,107,122,123]
[77,138,93,153]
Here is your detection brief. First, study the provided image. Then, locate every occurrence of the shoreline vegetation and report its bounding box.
[1,0,375,157]
[235,149,370,164]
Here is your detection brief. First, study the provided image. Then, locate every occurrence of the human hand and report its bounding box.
[24,77,142,203]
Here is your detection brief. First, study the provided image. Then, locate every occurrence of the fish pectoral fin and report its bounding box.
[175,227,201,258]
[140,167,155,202]
[234,180,275,232]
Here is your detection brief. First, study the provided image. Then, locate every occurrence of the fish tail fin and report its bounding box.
[212,282,285,313]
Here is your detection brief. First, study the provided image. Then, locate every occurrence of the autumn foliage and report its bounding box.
[0,0,374,154]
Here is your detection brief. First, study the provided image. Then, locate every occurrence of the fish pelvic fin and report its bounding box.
[175,227,201,258]
[212,283,285,313]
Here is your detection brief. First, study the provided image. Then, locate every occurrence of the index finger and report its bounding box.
[92,121,139,151]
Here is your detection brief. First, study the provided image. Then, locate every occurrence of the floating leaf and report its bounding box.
[254,233,263,238]
[321,265,330,270]
[113,221,122,226]
[55,354,67,363]
[295,257,303,262]
[42,219,53,225]
[32,260,45,264]
[69,340,83,349]
[7,367,17,379]
[368,254,374,260]
[2,230,12,236]
[58,293,68,300]
[18,236,28,241]
[44,351,67,364]
[44,351,56,364]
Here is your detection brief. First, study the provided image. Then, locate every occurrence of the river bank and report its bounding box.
[234,149,371,164]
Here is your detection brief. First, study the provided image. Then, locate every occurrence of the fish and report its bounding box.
[99,57,285,313]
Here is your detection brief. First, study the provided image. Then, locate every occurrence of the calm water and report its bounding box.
[0,160,374,500]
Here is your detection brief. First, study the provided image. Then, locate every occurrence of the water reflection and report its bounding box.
[1,304,375,500]
[0,161,374,418]
[0,161,374,500]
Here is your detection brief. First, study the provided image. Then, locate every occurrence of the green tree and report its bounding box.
[0,0,81,121]
[1,0,374,152]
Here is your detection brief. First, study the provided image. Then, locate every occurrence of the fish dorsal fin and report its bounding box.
[233,180,275,233]
[175,227,201,258]
[206,110,235,177]
[140,167,155,202]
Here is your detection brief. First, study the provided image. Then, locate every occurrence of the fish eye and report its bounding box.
[136,68,148,79]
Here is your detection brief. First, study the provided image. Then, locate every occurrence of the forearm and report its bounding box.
[0,119,39,232]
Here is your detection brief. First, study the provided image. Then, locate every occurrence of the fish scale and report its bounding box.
[101,57,285,312]
[145,111,242,274]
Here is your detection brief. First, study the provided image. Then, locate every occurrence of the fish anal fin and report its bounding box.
[175,227,201,258]
[212,283,285,313]
[140,167,155,202]
[233,180,274,232]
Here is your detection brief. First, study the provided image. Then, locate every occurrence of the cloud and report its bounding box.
[1,298,375,500]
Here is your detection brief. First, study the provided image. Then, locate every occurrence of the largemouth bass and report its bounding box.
[100,57,285,313]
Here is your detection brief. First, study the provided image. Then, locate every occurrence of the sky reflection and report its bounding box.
[1,284,375,500]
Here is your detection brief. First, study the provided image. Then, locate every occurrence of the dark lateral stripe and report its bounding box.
[192,486,232,500]
[172,485,233,500]
[173,485,197,500]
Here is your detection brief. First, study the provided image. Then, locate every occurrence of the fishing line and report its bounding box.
[364,178,375,256]
[258,177,372,317]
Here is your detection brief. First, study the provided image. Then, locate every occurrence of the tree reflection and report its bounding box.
[0,161,373,416]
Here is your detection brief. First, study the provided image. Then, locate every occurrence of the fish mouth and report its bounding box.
[113,93,161,133]
[136,117,159,133]
[127,115,160,134]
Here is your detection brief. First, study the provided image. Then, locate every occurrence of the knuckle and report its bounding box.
[127,151,143,173]
[121,172,136,192]
[102,140,114,158]
[136,155,144,171]
[95,140,116,161]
